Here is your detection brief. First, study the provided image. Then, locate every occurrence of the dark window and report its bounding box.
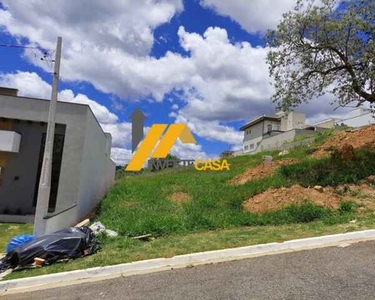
[33,133,65,212]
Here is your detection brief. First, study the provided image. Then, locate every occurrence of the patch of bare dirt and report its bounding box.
[168,192,191,203]
[314,124,375,157]
[243,181,375,214]
[230,159,299,185]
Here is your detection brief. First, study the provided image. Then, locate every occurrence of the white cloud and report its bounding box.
[101,122,132,148]
[0,71,134,162]
[0,0,183,55]
[176,26,274,122]
[170,140,211,160]
[110,147,133,166]
[0,71,211,164]
[0,1,272,119]
[0,2,350,151]
[0,0,274,146]
[199,0,329,33]
[59,90,118,124]
[0,71,118,125]
[174,114,243,147]
[0,71,51,99]
[172,26,353,143]
[200,0,296,33]
[0,0,187,101]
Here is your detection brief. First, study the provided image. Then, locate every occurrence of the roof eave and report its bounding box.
[240,116,280,131]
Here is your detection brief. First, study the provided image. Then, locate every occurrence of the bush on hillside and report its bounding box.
[314,129,335,144]
[278,149,375,187]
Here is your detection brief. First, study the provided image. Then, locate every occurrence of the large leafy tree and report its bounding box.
[266,0,375,111]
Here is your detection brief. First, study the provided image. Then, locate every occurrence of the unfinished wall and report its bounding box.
[280,112,305,131]
[77,111,115,220]
[256,129,317,153]
[314,119,336,129]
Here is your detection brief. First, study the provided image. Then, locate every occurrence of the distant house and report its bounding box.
[0,87,115,233]
[220,150,234,158]
[239,111,312,154]
[237,107,374,156]
[312,107,374,129]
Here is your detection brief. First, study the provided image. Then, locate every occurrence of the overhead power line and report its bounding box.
[0,43,42,50]
[0,43,55,69]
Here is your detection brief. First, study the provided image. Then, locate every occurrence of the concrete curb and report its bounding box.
[1,229,375,295]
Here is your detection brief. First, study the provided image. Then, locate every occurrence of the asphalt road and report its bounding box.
[4,240,375,300]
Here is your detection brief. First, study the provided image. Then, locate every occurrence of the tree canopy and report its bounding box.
[266,0,375,111]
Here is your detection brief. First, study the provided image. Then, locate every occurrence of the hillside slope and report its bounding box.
[100,124,375,237]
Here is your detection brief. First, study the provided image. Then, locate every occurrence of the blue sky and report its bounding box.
[0,0,350,164]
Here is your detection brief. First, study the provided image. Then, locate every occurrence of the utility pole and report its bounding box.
[34,37,62,235]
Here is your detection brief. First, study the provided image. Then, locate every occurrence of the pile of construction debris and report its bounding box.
[0,226,99,276]
[0,219,120,276]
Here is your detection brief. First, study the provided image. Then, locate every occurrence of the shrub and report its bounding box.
[305,147,317,155]
[314,129,335,144]
[339,201,357,213]
[256,202,329,225]
[283,202,328,223]
[278,150,375,187]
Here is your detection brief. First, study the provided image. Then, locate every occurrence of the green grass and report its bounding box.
[6,214,375,281]
[313,129,337,143]
[99,147,375,238]
[0,223,33,253]
[100,152,272,237]
[279,149,375,187]
[2,131,375,280]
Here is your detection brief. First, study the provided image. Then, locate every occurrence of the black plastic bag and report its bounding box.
[0,227,99,273]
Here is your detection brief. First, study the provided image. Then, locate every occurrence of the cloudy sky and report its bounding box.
[0,0,352,165]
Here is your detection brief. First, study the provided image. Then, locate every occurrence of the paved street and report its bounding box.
[4,240,375,300]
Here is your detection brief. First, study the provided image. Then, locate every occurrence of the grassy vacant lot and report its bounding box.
[99,138,375,237]
[3,129,375,280]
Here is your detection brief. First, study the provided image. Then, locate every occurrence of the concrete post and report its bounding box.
[33,37,62,235]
